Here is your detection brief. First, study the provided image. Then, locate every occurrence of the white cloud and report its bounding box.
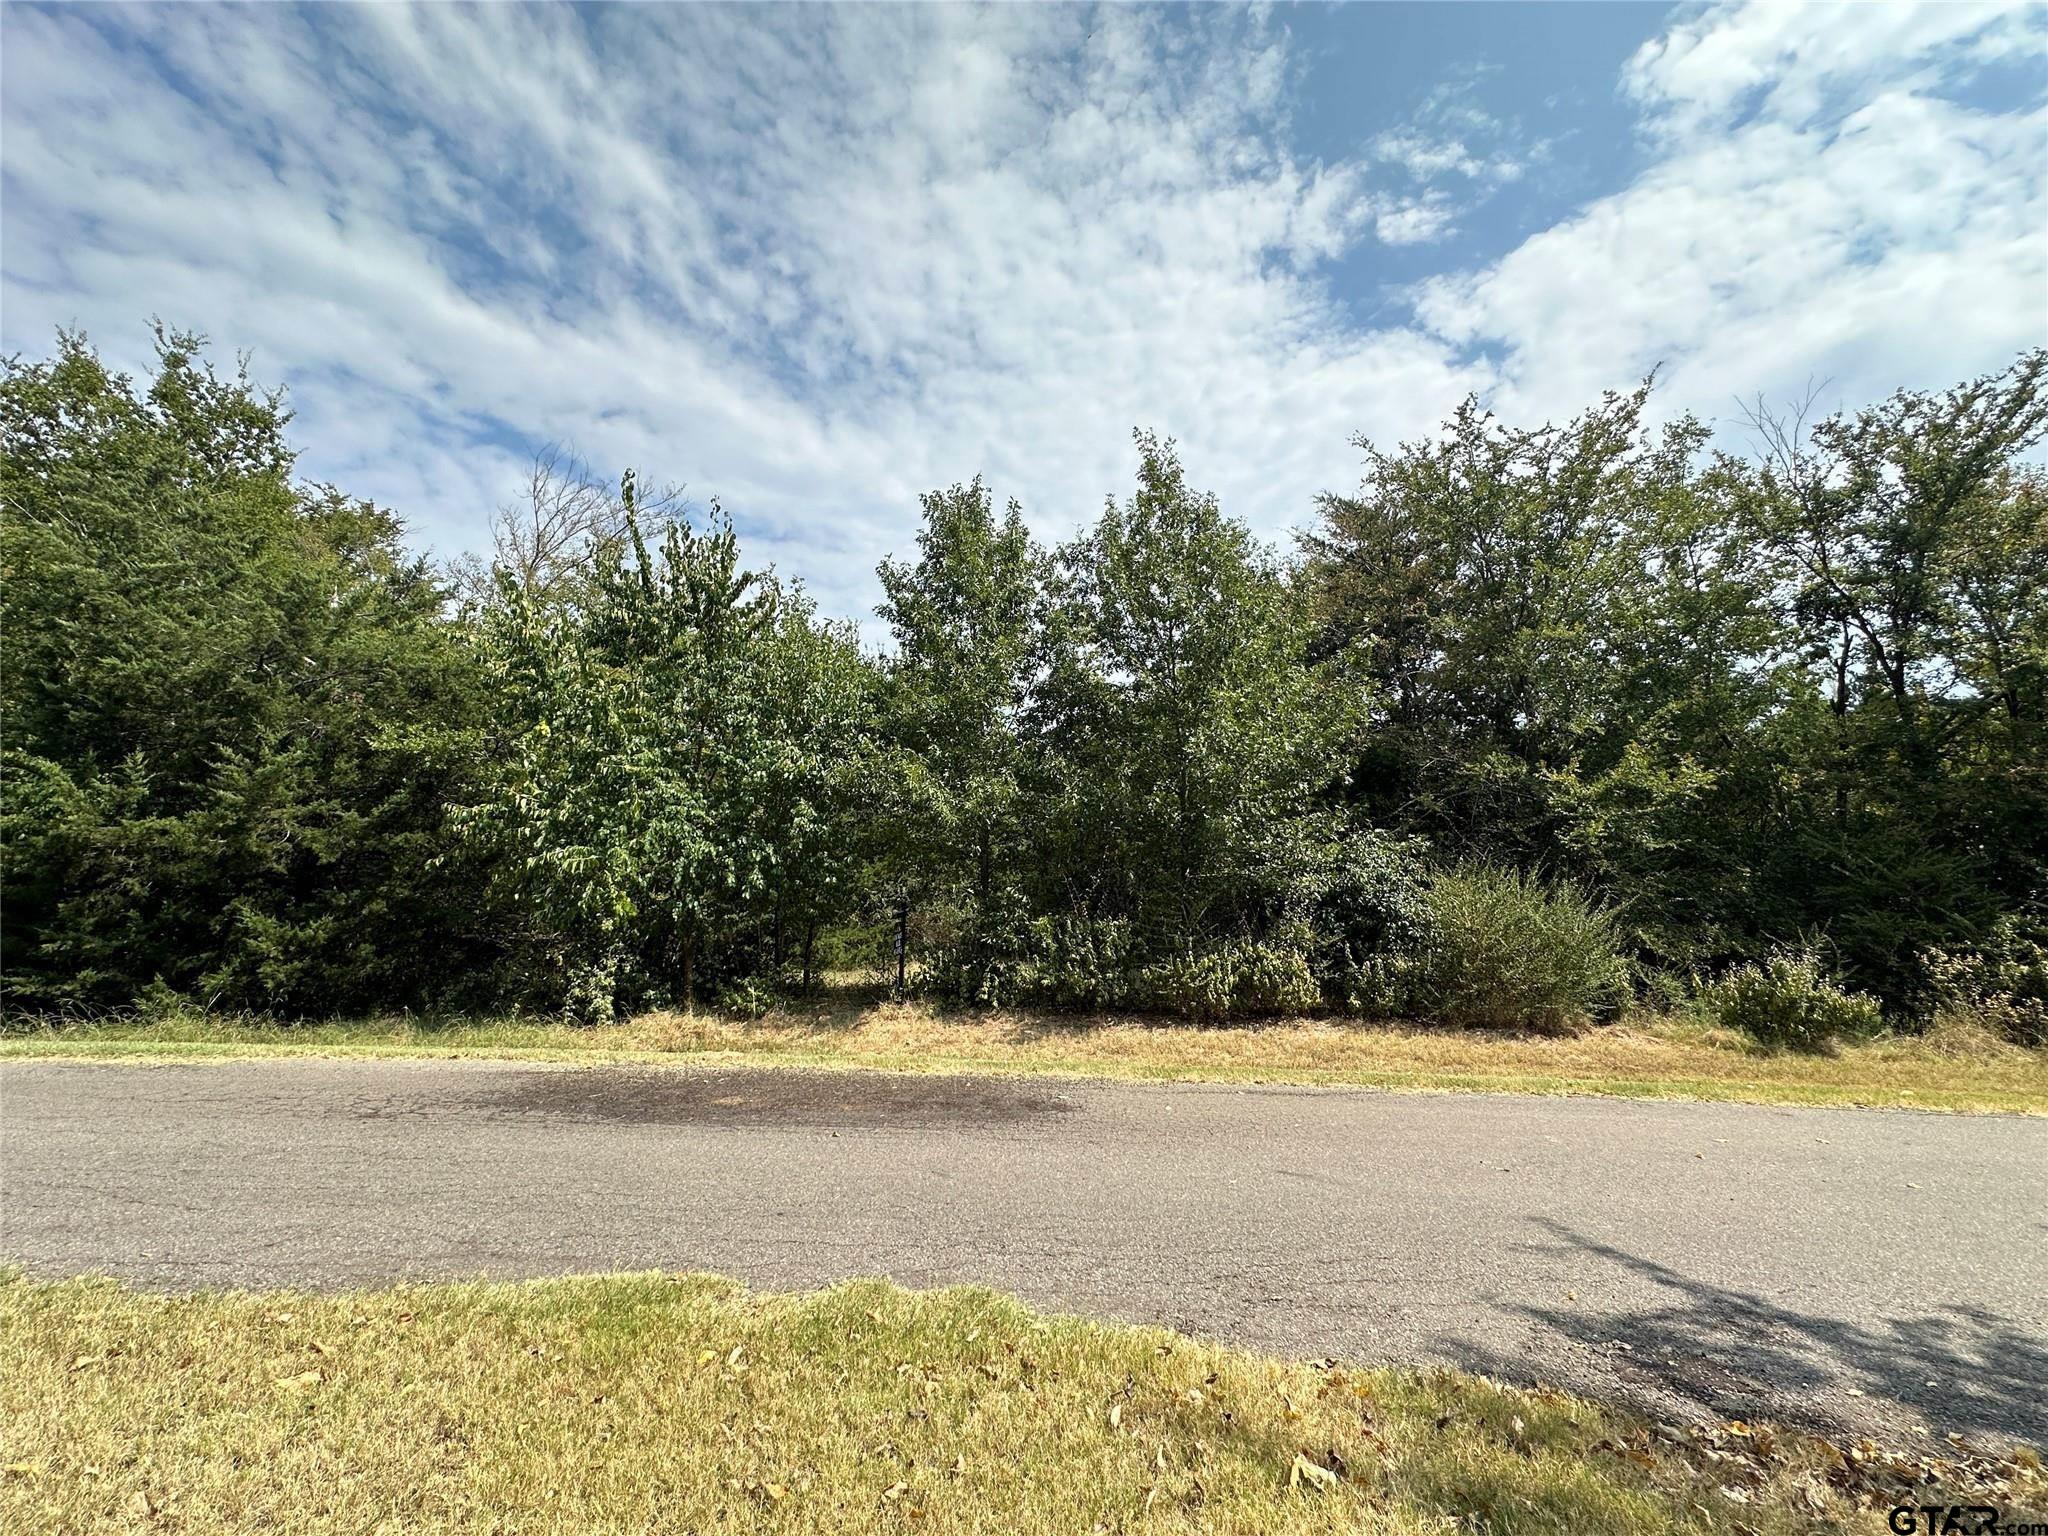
[1424,0,2047,427]
[1368,192,1461,247]
[2,2,2041,623]
[1624,0,2038,137]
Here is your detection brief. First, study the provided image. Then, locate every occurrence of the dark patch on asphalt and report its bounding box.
[469,1066,1078,1129]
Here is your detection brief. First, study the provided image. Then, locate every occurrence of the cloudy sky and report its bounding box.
[3,1,2044,620]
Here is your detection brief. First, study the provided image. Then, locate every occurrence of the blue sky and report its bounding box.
[3,2,2044,620]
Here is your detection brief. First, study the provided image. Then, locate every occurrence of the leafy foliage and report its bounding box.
[4,328,2043,1037]
[1406,866,1628,1034]
[460,486,870,1019]
[1700,951,1885,1054]
[1,330,484,1013]
[1919,911,2048,1047]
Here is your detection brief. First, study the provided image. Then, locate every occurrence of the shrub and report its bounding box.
[1309,834,1429,963]
[928,895,1032,1008]
[1138,950,1234,1021]
[1222,940,1323,1017]
[133,977,194,1025]
[1918,913,2048,1047]
[563,950,625,1025]
[712,975,778,1022]
[1330,952,1424,1018]
[1138,939,1321,1021]
[1701,949,1882,1052]
[1026,913,1136,1011]
[1413,866,1627,1033]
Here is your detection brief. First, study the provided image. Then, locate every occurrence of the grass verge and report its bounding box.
[5,998,2046,1113]
[5,1269,2038,1534]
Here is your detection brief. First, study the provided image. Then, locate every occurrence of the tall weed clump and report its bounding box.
[1918,912,2048,1047]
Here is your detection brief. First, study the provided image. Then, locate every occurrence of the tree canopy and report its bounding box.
[5,329,2042,1036]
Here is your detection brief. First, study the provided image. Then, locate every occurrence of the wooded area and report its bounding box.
[4,328,2043,1047]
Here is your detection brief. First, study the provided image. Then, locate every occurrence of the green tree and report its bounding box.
[1305,384,1684,859]
[1,328,481,1011]
[1734,351,2048,997]
[753,588,878,992]
[873,480,1043,998]
[1035,433,1363,962]
[464,488,783,1018]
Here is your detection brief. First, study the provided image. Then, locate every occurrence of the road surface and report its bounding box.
[3,1059,2042,1447]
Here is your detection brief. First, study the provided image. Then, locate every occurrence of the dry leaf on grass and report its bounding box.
[1288,1452,1339,1492]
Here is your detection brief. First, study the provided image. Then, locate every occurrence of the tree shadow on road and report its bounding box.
[1438,1218,2046,1450]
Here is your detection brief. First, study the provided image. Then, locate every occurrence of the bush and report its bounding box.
[1309,834,1429,966]
[1137,950,1234,1020]
[1918,912,2048,1047]
[1329,952,1418,1017]
[563,950,625,1025]
[1412,866,1627,1033]
[713,975,778,1022]
[1223,940,1323,1017]
[1701,949,1883,1052]
[1138,939,1321,1021]
[1026,913,1137,1011]
[928,894,1032,1008]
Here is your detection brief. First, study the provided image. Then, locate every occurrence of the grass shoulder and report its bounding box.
[6,1268,2038,1534]
[4,995,2045,1114]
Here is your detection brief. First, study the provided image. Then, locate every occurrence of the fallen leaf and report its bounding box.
[126,1490,156,1519]
[1108,1404,1122,1429]
[1288,1452,1339,1492]
[274,1369,322,1391]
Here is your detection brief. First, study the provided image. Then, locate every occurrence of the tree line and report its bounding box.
[4,328,2043,1042]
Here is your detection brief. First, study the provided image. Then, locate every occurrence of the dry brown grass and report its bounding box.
[10,1269,2028,1534]
[7,995,2046,1113]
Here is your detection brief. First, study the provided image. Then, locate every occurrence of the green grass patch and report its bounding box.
[7,1269,2037,1533]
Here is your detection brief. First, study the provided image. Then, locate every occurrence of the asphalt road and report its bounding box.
[3,1059,2043,1448]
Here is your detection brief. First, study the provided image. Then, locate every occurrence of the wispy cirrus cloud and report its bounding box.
[2,2,2040,622]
